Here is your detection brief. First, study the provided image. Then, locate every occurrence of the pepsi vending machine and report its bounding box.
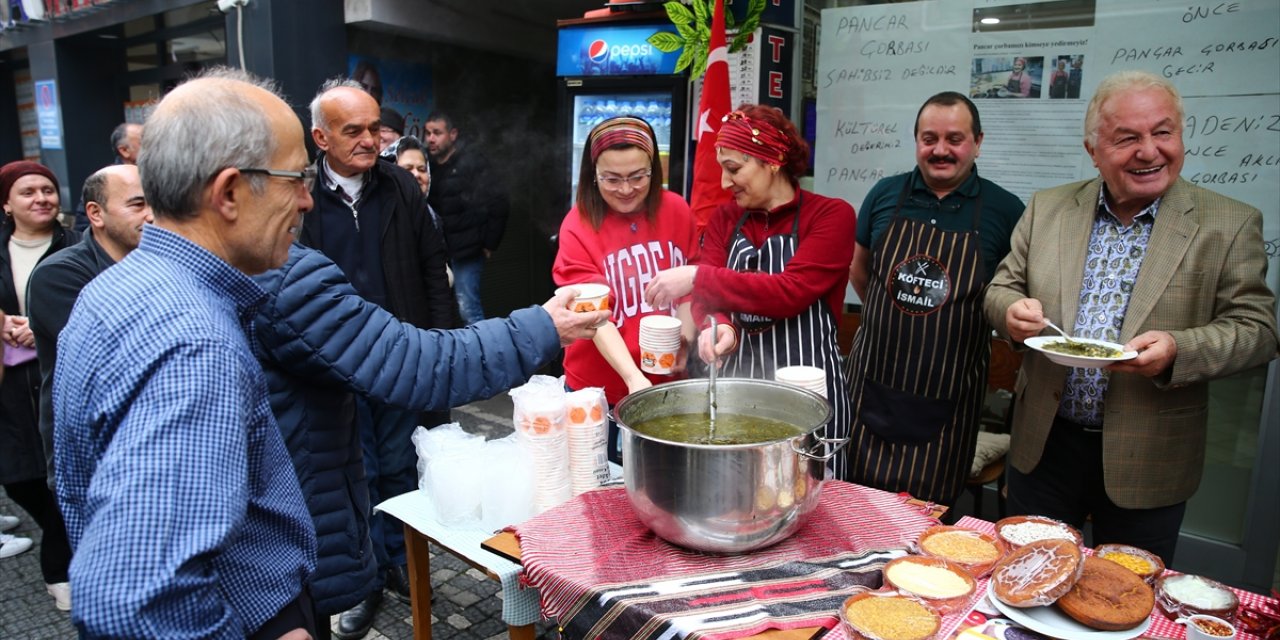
[556,18,690,207]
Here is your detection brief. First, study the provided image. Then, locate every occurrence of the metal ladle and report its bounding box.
[706,315,719,441]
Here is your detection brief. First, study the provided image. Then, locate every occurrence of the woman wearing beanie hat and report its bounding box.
[0,159,78,610]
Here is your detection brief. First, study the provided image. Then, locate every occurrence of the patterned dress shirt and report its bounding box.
[1057,189,1161,427]
[53,225,316,638]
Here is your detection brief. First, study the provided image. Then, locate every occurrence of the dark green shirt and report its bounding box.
[856,167,1025,282]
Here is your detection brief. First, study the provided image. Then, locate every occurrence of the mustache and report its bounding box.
[928,156,958,165]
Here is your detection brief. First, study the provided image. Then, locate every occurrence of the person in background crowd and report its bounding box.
[53,68,317,638]
[75,123,146,232]
[0,160,77,611]
[844,92,1024,508]
[645,104,857,477]
[985,70,1279,566]
[0,358,35,559]
[110,123,143,165]
[554,115,698,464]
[394,135,454,294]
[30,164,152,494]
[393,135,431,195]
[304,78,454,638]
[425,110,509,324]
[378,107,404,153]
[1004,57,1032,98]
[0,307,33,559]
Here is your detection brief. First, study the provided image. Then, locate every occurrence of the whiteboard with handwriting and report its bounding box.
[815,0,1280,298]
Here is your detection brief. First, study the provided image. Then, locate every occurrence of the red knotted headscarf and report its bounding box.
[715,111,790,167]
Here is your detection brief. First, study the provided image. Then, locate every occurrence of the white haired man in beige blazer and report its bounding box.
[984,70,1278,565]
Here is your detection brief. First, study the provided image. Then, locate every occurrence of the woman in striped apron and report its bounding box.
[645,106,857,477]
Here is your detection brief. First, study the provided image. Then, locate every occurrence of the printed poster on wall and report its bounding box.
[35,79,62,150]
[347,55,434,142]
[815,0,1280,299]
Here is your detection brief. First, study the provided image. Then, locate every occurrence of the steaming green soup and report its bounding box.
[631,412,805,445]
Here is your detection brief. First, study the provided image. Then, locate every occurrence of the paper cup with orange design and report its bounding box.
[556,283,611,328]
[639,315,682,374]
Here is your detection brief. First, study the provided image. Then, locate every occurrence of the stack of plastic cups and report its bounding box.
[774,365,828,398]
[638,314,683,375]
[510,380,572,514]
[564,388,609,496]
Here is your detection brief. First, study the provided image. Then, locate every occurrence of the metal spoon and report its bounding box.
[706,315,718,442]
[1042,318,1079,343]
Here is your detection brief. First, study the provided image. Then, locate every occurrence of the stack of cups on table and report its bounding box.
[774,365,828,398]
[564,388,609,496]
[509,376,572,513]
[638,314,683,375]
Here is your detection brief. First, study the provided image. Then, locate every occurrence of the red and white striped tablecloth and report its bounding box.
[516,481,940,640]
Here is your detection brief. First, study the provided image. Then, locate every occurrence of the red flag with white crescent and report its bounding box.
[690,0,733,238]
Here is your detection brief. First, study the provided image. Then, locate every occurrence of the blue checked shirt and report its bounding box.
[53,226,316,638]
[1057,189,1160,427]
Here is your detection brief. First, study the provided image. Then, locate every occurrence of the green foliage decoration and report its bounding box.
[646,0,766,79]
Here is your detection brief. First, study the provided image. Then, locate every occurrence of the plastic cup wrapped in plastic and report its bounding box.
[565,388,608,495]
[479,435,536,531]
[427,439,486,526]
[511,376,574,512]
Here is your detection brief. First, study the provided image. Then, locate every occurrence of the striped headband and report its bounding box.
[589,116,655,162]
[716,111,790,166]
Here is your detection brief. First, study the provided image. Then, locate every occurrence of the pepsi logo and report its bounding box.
[587,40,609,63]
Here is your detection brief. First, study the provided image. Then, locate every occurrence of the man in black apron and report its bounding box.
[845,92,1025,507]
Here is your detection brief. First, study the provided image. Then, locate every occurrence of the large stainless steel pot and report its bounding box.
[613,378,845,554]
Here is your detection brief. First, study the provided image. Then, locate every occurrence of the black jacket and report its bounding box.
[0,220,79,485]
[428,143,509,260]
[301,156,455,331]
[29,230,113,487]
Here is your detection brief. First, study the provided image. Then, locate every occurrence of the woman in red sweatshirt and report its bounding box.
[645,105,857,478]
[553,115,698,463]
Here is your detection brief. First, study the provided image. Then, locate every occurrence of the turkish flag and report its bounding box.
[690,0,732,239]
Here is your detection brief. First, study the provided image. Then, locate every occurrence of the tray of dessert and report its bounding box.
[824,513,1271,640]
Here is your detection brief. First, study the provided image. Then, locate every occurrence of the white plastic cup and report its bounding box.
[556,284,611,328]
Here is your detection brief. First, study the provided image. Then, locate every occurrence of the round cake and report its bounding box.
[1156,573,1240,623]
[1057,556,1155,630]
[990,539,1084,608]
[840,591,941,640]
[916,526,1007,578]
